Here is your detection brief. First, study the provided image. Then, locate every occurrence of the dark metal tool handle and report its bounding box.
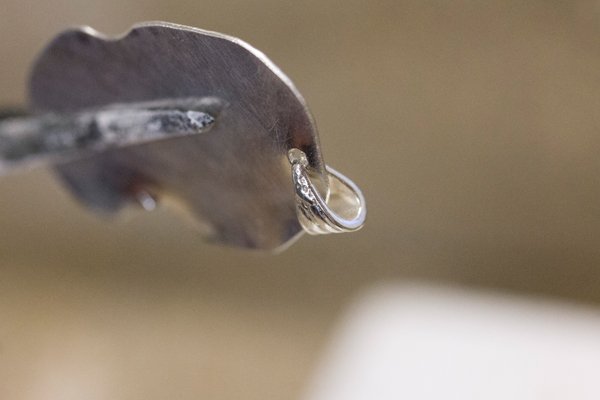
[0,99,215,175]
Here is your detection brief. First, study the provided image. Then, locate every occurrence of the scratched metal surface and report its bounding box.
[0,98,215,172]
[29,22,327,250]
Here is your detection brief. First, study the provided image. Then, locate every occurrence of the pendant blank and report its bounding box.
[16,22,366,251]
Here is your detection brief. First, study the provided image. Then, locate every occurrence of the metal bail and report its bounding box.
[289,149,366,235]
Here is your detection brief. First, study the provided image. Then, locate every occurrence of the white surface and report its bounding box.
[305,285,600,400]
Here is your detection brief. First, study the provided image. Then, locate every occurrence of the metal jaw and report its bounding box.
[0,22,366,251]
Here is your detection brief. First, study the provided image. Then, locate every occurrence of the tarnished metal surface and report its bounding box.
[0,98,215,173]
[29,22,329,250]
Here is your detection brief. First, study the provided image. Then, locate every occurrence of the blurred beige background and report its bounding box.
[1,0,600,399]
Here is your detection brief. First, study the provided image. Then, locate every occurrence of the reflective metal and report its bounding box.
[0,98,215,173]
[291,151,366,235]
[0,22,365,251]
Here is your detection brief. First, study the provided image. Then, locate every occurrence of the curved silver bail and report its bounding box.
[289,149,366,235]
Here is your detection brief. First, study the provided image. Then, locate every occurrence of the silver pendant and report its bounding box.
[0,22,366,251]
